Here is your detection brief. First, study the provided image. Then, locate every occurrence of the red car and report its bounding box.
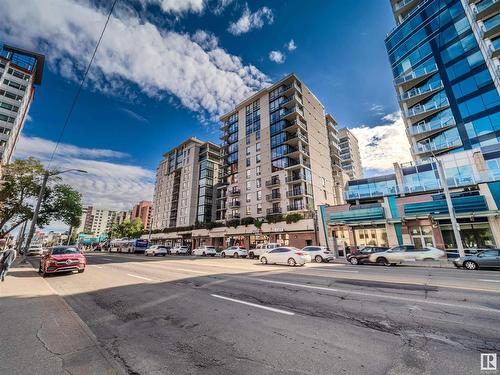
[39,246,86,276]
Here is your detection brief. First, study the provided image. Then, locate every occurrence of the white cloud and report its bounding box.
[269,50,285,64]
[139,0,205,14]
[0,0,270,120]
[213,0,234,15]
[118,107,149,124]
[228,5,274,35]
[286,39,297,51]
[349,112,412,176]
[15,136,155,211]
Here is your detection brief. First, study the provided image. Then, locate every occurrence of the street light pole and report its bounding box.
[435,157,465,257]
[21,168,87,263]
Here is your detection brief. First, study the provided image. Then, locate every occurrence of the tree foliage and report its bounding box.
[0,157,83,237]
[111,218,144,239]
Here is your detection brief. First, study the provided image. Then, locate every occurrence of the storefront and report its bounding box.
[439,218,496,250]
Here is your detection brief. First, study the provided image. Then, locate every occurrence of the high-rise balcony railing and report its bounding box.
[414,137,462,156]
[287,203,313,212]
[286,188,310,198]
[282,94,303,108]
[227,188,240,196]
[228,200,241,208]
[408,116,456,138]
[286,158,311,170]
[265,177,281,187]
[266,207,282,215]
[285,173,307,183]
[406,98,450,120]
[284,119,307,133]
[266,193,281,201]
[283,106,305,121]
[489,37,500,58]
[474,0,498,20]
[394,63,438,87]
[285,131,309,145]
[394,0,417,12]
[282,81,302,96]
[399,80,444,103]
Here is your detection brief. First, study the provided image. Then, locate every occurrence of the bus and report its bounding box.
[110,239,149,254]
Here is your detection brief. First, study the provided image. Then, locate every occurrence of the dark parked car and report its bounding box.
[453,249,500,270]
[346,246,389,265]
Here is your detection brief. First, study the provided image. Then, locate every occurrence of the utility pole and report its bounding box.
[16,220,28,254]
[21,169,87,263]
[435,157,465,257]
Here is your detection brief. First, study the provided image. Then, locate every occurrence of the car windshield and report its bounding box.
[52,247,79,255]
[205,247,215,250]
[360,248,372,254]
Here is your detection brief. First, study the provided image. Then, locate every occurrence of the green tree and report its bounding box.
[0,158,83,238]
[111,218,144,239]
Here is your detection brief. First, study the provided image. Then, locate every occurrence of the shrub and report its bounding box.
[285,213,302,224]
[266,214,284,224]
[226,219,241,228]
[241,217,255,226]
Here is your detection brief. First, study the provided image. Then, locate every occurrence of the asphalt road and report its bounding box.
[31,253,500,375]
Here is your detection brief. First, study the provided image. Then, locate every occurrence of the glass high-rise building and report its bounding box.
[385,0,500,161]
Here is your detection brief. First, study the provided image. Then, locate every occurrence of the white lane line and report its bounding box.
[91,265,103,269]
[256,279,500,314]
[102,258,113,261]
[173,268,207,274]
[479,279,500,283]
[127,273,153,281]
[211,294,295,316]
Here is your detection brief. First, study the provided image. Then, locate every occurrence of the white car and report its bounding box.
[248,243,279,259]
[27,245,44,256]
[171,246,189,255]
[193,245,217,257]
[301,246,335,263]
[145,245,169,257]
[220,246,248,258]
[259,247,311,266]
[368,245,446,266]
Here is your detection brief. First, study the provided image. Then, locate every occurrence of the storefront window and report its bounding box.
[409,226,435,248]
[353,227,389,247]
[440,222,495,249]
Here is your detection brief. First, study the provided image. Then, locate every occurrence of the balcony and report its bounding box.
[281,94,303,109]
[282,106,305,122]
[489,37,500,58]
[285,173,307,183]
[393,0,419,17]
[228,188,240,196]
[405,98,450,124]
[284,131,309,146]
[266,207,282,215]
[408,116,456,141]
[282,81,302,96]
[474,0,499,21]
[265,177,281,187]
[399,80,444,107]
[285,145,310,159]
[394,63,439,91]
[228,200,241,208]
[414,138,463,156]
[266,193,281,201]
[284,119,307,133]
[286,158,311,170]
[482,21,500,39]
[287,203,313,212]
[286,188,310,198]
[226,213,241,220]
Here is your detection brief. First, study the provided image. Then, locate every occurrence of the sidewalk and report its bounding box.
[0,261,125,375]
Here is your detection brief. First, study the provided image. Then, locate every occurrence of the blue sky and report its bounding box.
[1,0,412,213]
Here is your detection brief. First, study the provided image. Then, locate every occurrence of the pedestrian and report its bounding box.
[0,246,17,282]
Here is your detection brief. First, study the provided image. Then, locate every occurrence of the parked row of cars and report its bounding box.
[144,243,335,266]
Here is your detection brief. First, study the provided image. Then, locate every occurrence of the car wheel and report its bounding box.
[234,253,239,259]
[314,255,323,263]
[464,260,478,270]
[349,257,359,265]
[249,252,255,259]
[260,257,268,264]
[78,268,85,273]
[202,252,206,256]
[288,258,297,267]
[376,257,390,266]
[221,252,226,258]
[211,254,216,257]
[163,254,166,257]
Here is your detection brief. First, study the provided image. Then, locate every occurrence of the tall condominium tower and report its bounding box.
[151,138,221,230]
[385,0,500,161]
[130,200,152,230]
[218,73,342,221]
[0,44,44,167]
[338,127,364,180]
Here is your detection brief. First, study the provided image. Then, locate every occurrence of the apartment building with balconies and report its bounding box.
[219,74,341,223]
[0,44,44,169]
[151,138,221,230]
[386,0,500,161]
[338,127,363,180]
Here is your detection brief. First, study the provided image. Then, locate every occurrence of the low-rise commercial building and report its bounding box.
[319,146,500,256]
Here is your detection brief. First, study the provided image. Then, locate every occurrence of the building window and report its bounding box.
[246,181,251,190]
[246,169,251,179]
[256,154,261,164]
[246,206,252,215]
[256,142,261,152]
[257,203,262,215]
[246,146,251,156]
[256,191,262,201]
[256,166,261,176]
[246,158,251,167]
[246,193,251,203]
[256,178,261,188]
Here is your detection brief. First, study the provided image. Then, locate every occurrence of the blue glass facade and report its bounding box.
[386,0,500,159]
